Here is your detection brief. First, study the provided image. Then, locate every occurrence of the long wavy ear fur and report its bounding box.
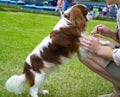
[69,5,87,30]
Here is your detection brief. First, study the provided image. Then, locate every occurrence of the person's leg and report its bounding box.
[67,4,73,9]
[78,53,120,97]
[62,4,68,11]
[112,84,120,97]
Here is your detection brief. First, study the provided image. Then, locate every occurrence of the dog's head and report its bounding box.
[62,4,91,28]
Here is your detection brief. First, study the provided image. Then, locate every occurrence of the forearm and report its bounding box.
[101,30,120,43]
[97,45,113,60]
[92,24,119,42]
[58,0,63,7]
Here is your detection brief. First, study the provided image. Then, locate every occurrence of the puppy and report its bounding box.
[6,4,91,97]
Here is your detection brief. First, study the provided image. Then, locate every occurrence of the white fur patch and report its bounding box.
[42,61,60,74]
[60,56,70,64]
[53,17,70,31]
[29,71,47,97]
[87,12,93,21]
[53,6,71,31]
[81,32,87,37]
[79,32,88,58]
[42,56,71,74]
[79,47,88,58]
[64,7,72,15]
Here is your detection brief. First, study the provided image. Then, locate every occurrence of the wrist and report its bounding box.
[112,32,118,40]
[96,46,113,60]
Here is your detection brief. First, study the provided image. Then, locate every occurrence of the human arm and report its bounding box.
[57,0,63,7]
[80,36,120,66]
[91,24,120,43]
[80,36,113,60]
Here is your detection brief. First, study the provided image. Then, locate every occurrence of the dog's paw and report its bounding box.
[40,90,49,95]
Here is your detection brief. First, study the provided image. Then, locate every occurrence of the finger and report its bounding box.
[91,24,103,35]
[91,29,98,35]
[80,38,92,52]
[80,36,93,45]
[80,40,90,48]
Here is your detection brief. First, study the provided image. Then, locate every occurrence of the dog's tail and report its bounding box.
[6,74,26,94]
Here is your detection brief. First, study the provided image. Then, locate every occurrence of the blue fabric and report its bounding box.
[62,0,73,11]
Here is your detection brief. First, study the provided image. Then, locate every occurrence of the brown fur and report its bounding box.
[24,4,88,87]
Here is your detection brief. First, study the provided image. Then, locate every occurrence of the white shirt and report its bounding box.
[113,9,120,66]
[113,48,120,66]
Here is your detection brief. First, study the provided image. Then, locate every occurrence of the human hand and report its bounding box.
[91,24,115,38]
[80,36,101,55]
[80,36,113,60]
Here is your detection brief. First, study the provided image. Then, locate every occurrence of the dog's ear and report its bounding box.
[70,5,87,28]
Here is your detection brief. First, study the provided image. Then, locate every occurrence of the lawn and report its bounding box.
[0,11,116,97]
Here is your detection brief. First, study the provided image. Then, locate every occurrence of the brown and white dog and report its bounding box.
[6,4,91,97]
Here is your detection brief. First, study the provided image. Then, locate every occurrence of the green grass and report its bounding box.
[0,11,116,97]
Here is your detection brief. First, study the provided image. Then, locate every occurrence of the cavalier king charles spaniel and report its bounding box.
[6,4,92,97]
